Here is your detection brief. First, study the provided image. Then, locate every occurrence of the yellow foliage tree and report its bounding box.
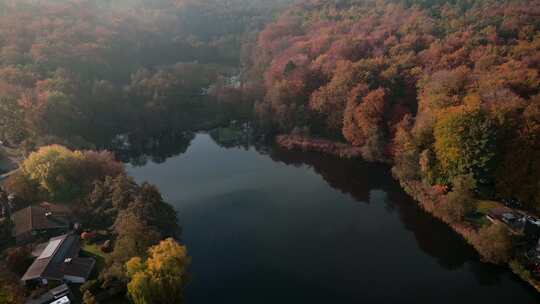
[21,145,84,201]
[18,145,124,202]
[126,238,191,304]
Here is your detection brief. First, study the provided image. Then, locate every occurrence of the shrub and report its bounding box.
[5,246,32,275]
[470,224,513,264]
[81,231,97,242]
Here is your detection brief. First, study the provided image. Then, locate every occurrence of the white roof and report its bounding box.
[50,296,70,304]
[37,238,63,260]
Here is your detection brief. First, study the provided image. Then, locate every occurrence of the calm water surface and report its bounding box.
[127,133,538,303]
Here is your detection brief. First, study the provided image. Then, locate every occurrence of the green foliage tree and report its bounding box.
[85,175,137,229]
[88,175,180,288]
[434,107,497,184]
[110,210,162,267]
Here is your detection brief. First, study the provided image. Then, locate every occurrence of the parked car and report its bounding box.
[501,212,519,225]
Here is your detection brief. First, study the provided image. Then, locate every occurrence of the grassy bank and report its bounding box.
[276,134,540,293]
[399,179,540,292]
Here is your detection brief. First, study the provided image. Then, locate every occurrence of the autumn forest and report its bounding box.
[0,0,539,303]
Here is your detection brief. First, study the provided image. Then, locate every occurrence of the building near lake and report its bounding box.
[11,203,71,244]
[25,284,72,304]
[486,206,525,233]
[21,233,95,285]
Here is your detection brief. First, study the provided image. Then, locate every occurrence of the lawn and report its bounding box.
[476,200,503,214]
[466,212,490,228]
[464,200,504,228]
[81,242,109,276]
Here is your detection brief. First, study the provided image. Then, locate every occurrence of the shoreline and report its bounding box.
[275,135,363,158]
[401,179,540,293]
[275,134,540,293]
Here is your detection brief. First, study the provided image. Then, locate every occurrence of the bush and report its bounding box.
[82,290,97,304]
[0,279,25,304]
[437,175,476,223]
[81,231,98,242]
[100,240,112,253]
[434,108,497,183]
[3,171,42,204]
[5,246,32,275]
[509,260,540,292]
[470,224,513,264]
[438,197,470,223]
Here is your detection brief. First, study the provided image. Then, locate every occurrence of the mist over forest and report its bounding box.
[0,0,292,154]
[0,0,539,303]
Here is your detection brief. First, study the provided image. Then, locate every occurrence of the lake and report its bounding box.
[127,132,538,303]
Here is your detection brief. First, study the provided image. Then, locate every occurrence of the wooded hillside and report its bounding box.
[250,0,540,210]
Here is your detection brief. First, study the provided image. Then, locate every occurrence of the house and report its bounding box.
[11,203,71,244]
[486,207,525,233]
[26,284,72,304]
[21,233,95,285]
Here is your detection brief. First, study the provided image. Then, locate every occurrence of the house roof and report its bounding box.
[39,202,70,216]
[487,207,518,219]
[11,204,70,238]
[21,233,91,282]
[32,242,49,258]
[25,283,71,304]
[55,257,95,279]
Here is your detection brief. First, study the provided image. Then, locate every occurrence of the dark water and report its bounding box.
[127,133,538,303]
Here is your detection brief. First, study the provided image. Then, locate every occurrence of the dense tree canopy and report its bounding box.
[433,107,497,183]
[19,145,123,201]
[5,143,183,301]
[0,0,291,150]
[250,0,540,210]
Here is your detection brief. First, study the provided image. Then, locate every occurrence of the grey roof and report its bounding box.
[21,233,90,282]
[25,284,71,304]
[56,257,95,279]
[49,284,70,296]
